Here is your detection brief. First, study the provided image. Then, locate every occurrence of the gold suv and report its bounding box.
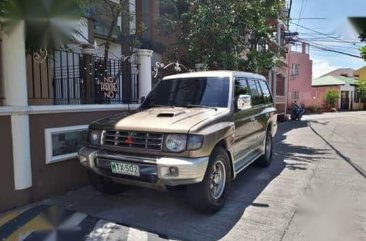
[79,71,277,213]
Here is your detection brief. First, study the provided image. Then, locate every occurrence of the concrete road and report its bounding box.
[1,111,365,241]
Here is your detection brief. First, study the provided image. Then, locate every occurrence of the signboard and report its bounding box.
[100,76,117,99]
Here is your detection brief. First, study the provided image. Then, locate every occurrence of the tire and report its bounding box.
[256,130,273,167]
[88,171,125,195]
[187,146,232,214]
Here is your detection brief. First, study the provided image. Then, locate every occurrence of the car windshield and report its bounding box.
[141,77,230,108]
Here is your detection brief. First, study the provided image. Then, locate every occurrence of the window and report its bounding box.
[45,125,88,164]
[292,91,299,100]
[291,64,300,76]
[141,77,230,108]
[276,74,286,96]
[258,80,273,103]
[234,78,249,97]
[247,79,264,106]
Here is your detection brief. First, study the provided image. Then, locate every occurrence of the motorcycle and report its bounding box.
[290,104,305,121]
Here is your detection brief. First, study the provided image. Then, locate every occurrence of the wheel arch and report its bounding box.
[212,139,235,180]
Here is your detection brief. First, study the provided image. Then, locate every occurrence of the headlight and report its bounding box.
[89,129,102,145]
[164,134,204,152]
[165,134,187,152]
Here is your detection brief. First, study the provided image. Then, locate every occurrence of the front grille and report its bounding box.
[102,130,163,150]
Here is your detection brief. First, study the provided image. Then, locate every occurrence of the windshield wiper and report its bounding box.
[179,104,218,111]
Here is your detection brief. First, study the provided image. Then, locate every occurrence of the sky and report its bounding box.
[288,0,366,78]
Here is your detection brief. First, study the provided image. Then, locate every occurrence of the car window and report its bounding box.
[234,78,249,98]
[258,80,273,103]
[247,79,264,106]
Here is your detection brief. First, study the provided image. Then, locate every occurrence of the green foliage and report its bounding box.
[160,0,285,72]
[324,89,340,108]
[360,45,366,60]
[356,79,366,102]
[0,0,91,51]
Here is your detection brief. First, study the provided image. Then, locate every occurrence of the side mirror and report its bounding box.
[237,94,252,110]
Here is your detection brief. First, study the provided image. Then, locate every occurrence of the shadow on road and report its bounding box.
[50,121,329,241]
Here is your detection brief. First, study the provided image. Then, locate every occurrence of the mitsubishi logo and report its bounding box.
[124,132,136,145]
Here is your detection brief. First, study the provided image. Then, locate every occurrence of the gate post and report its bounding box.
[1,21,32,190]
[136,49,153,102]
[81,45,95,104]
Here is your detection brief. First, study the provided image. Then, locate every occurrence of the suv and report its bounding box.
[79,71,277,213]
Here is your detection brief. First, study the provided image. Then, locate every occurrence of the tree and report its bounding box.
[159,0,285,73]
[324,89,339,109]
[360,45,366,60]
[356,79,366,103]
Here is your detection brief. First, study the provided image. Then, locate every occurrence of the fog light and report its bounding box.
[169,167,179,177]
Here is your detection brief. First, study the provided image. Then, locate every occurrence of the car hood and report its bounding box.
[91,107,227,133]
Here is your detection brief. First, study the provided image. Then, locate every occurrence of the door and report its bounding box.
[247,79,267,148]
[341,91,350,110]
[233,78,257,168]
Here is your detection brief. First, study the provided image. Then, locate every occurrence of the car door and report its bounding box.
[233,77,257,167]
[257,79,274,142]
[247,78,267,149]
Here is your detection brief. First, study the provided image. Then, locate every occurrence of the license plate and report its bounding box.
[110,162,140,177]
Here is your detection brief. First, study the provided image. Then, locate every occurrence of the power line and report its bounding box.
[291,17,326,20]
[296,0,306,32]
[297,39,363,59]
[291,21,360,45]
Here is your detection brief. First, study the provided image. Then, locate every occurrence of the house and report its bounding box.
[354,66,366,80]
[320,68,356,78]
[286,43,313,108]
[312,75,362,110]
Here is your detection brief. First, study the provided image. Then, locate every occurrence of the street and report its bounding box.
[1,111,366,241]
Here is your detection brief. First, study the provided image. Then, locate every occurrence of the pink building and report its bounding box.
[286,43,313,108]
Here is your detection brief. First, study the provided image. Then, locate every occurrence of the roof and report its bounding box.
[312,75,357,87]
[163,71,266,80]
[320,68,356,78]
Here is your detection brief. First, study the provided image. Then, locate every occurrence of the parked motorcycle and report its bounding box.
[290,103,305,121]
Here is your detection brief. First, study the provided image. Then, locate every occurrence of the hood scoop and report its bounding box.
[157,110,186,118]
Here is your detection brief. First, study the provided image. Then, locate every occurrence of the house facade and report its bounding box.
[312,75,362,111]
[354,66,366,80]
[286,43,313,108]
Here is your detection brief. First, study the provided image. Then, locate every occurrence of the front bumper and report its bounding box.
[78,147,209,187]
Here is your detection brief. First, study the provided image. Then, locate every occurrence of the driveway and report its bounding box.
[1,111,365,241]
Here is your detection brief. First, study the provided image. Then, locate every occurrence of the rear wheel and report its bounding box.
[256,130,273,167]
[88,171,125,194]
[187,146,232,214]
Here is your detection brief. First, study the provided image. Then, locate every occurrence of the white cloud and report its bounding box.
[312,59,340,78]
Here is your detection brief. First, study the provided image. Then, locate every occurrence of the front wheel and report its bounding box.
[187,147,232,214]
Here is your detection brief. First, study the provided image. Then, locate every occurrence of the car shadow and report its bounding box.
[50,120,329,241]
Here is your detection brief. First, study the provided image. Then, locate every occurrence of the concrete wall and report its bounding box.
[312,86,341,108]
[0,109,126,212]
[287,45,313,108]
